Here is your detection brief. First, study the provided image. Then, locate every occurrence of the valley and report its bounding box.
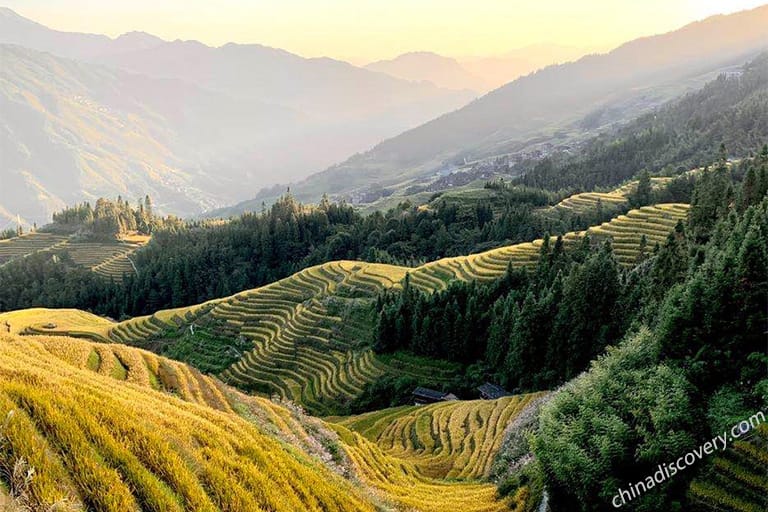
[1,157,765,510]
[0,3,766,511]
[0,190,689,414]
[0,333,470,511]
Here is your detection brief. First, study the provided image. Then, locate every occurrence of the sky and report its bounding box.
[5,0,767,62]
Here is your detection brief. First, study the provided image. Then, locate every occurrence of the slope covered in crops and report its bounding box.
[688,423,768,512]
[332,424,527,512]
[1,203,690,413]
[0,233,147,280]
[406,203,689,290]
[0,333,522,511]
[0,333,378,511]
[331,394,544,480]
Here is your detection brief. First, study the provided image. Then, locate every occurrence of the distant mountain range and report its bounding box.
[366,52,487,92]
[364,45,587,94]
[0,7,474,225]
[459,44,587,91]
[222,4,767,214]
[3,5,768,226]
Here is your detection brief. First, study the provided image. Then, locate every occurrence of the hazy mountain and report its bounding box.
[93,42,476,123]
[0,6,163,59]
[460,44,587,91]
[0,44,301,225]
[366,52,486,92]
[249,5,768,208]
[364,46,585,94]
[0,7,475,225]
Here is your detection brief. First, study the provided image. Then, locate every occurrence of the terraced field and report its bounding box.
[576,203,689,265]
[61,240,144,280]
[213,262,411,413]
[688,423,768,512]
[4,203,690,413]
[0,333,382,511]
[552,177,673,215]
[0,308,113,340]
[407,203,689,291]
[0,232,147,280]
[48,261,425,414]
[0,333,525,511]
[31,335,233,410]
[332,394,543,480]
[333,424,528,512]
[0,232,68,264]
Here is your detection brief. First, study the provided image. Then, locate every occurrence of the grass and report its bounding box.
[0,332,521,512]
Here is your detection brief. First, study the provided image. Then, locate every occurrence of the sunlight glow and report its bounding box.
[4,0,766,61]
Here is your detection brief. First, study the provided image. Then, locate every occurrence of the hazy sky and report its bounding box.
[5,0,767,62]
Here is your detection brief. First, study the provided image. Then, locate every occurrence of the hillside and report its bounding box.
[226,5,768,211]
[460,44,586,91]
[0,200,689,413]
[1,160,764,510]
[330,394,545,479]
[0,232,148,280]
[0,332,526,511]
[366,52,486,92]
[0,8,474,227]
[0,44,297,225]
[0,333,376,511]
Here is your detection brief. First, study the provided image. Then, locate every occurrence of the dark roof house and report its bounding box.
[412,387,458,405]
[477,382,510,400]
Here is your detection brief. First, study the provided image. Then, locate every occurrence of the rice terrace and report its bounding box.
[0,2,766,511]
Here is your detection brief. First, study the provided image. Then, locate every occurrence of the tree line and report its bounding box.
[48,195,180,238]
[372,151,767,399]
[517,53,768,192]
[0,177,659,316]
[532,155,767,510]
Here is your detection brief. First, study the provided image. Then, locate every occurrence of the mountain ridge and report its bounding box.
[230,4,768,210]
[365,51,486,92]
[0,7,475,226]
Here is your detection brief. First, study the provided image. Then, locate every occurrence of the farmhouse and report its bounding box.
[477,382,510,400]
[412,386,458,405]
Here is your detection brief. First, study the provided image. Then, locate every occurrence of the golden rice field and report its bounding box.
[332,424,528,512]
[0,232,68,264]
[407,203,690,291]
[552,177,673,215]
[575,203,689,266]
[0,308,113,339]
[1,203,691,414]
[331,394,543,480]
[0,232,148,280]
[5,262,430,414]
[0,333,519,512]
[688,423,768,512]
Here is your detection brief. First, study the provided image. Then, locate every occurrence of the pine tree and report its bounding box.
[631,170,652,207]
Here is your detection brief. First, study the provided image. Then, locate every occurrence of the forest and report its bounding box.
[373,151,767,509]
[374,152,766,381]
[0,178,673,316]
[47,196,182,238]
[2,54,766,318]
[517,52,768,192]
